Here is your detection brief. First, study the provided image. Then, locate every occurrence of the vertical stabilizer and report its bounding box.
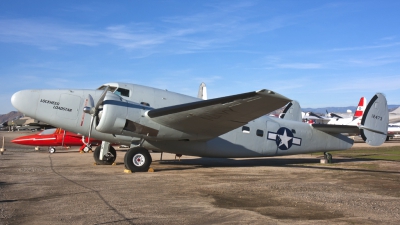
[360,93,389,146]
[279,100,302,122]
[197,82,207,100]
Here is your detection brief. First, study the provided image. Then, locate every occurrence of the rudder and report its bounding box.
[360,93,389,146]
[279,100,302,122]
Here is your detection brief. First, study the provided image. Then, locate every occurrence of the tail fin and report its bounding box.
[353,97,366,119]
[279,100,302,122]
[360,93,388,146]
[197,82,207,100]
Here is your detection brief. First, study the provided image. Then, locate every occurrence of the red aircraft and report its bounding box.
[11,128,101,153]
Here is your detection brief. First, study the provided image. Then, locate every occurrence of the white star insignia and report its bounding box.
[278,129,292,148]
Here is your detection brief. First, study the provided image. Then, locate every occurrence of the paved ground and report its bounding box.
[1,131,400,224]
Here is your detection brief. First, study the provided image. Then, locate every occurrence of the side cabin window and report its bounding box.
[256,129,264,137]
[114,88,130,97]
[242,126,250,134]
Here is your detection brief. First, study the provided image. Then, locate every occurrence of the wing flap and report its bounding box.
[147,89,291,139]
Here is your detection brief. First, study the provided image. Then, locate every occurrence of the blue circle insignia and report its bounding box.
[275,127,294,150]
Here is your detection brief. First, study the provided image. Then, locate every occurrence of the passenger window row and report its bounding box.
[242,126,264,137]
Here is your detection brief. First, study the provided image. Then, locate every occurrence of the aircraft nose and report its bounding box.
[11,90,40,118]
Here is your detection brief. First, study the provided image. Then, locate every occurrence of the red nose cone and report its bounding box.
[11,136,35,145]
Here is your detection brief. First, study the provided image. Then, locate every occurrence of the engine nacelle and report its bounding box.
[96,92,132,134]
[96,92,161,138]
[96,92,197,140]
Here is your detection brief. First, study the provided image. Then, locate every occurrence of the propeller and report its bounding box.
[325,109,343,119]
[83,86,110,144]
[330,113,343,119]
[308,112,322,119]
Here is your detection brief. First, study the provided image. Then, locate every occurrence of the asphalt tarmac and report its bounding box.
[1,131,400,224]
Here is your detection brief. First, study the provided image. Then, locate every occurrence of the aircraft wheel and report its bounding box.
[93,146,117,165]
[83,145,91,153]
[48,147,56,154]
[124,147,152,172]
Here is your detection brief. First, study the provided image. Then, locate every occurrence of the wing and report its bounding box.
[147,89,291,139]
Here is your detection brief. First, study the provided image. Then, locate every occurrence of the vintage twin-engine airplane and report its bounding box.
[11,82,389,172]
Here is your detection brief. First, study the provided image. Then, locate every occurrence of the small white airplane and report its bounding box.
[387,124,400,140]
[389,106,400,124]
[327,97,366,126]
[11,82,389,172]
[301,97,366,125]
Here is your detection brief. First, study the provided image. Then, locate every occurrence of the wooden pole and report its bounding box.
[0,136,5,155]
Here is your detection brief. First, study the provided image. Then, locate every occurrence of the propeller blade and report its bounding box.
[83,86,110,145]
[88,94,94,108]
[87,115,95,142]
[309,112,322,119]
[94,86,110,112]
[330,113,343,119]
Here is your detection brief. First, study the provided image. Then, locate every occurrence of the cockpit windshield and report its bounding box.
[97,85,117,92]
[96,85,130,97]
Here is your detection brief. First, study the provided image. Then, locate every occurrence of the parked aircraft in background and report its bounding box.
[197,82,207,100]
[301,97,366,125]
[327,97,366,125]
[389,106,400,124]
[2,116,53,131]
[11,82,388,172]
[387,124,400,140]
[11,128,101,153]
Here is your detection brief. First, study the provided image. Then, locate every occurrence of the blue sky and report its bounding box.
[1,0,400,114]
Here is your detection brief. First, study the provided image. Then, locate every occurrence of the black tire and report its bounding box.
[93,145,117,165]
[124,147,152,172]
[83,145,91,153]
[49,147,56,154]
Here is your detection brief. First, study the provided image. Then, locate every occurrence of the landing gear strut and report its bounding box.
[82,144,92,153]
[124,147,152,172]
[324,152,332,163]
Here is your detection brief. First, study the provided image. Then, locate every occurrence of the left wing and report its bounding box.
[147,89,291,139]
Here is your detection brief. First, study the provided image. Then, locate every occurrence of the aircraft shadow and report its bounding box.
[154,157,400,174]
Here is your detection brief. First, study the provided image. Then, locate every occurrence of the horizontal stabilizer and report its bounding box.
[312,124,360,134]
[360,93,389,146]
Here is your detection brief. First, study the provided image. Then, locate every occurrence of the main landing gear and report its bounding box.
[124,147,152,172]
[324,152,332,163]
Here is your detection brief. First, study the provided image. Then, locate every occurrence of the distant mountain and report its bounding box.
[302,105,400,114]
[0,111,24,124]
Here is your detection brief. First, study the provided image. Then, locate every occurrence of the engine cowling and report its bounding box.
[96,92,130,134]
